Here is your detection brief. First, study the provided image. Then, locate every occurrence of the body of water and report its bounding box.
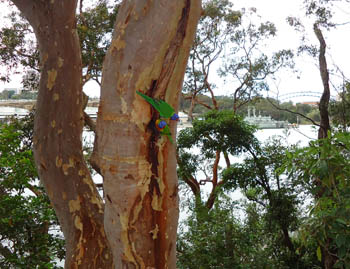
[254,124,318,146]
[0,106,29,117]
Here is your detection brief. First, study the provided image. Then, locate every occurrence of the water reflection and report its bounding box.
[0,106,29,114]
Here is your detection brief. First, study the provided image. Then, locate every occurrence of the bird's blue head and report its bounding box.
[170,113,179,121]
[157,120,167,129]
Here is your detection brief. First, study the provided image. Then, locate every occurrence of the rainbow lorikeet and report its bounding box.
[155,119,173,144]
[136,90,179,121]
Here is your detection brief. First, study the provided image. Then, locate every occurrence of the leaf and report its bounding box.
[336,218,347,226]
[335,235,346,248]
[317,246,322,262]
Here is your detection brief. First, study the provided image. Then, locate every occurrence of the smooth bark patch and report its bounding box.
[47,69,57,90]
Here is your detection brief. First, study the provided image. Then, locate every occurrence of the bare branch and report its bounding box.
[26,184,43,197]
[266,98,320,127]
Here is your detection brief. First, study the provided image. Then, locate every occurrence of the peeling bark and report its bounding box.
[91,0,202,268]
[10,0,113,268]
[11,0,201,268]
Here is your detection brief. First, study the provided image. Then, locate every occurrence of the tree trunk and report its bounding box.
[314,24,331,140]
[314,24,336,269]
[91,0,201,268]
[11,1,113,268]
[188,94,197,121]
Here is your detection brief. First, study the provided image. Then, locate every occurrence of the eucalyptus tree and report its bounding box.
[222,138,312,268]
[183,0,294,117]
[177,110,256,211]
[286,1,350,267]
[183,0,241,119]
[219,8,294,112]
[9,1,201,269]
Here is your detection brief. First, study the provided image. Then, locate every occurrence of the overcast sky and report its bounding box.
[1,0,350,103]
[230,0,350,102]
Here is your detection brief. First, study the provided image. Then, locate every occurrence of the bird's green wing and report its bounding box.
[157,100,175,118]
[136,90,175,118]
[161,125,174,144]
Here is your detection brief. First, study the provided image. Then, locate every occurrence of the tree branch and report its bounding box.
[223,151,231,168]
[206,150,220,209]
[26,184,43,197]
[176,152,201,197]
[314,23,331,139]
[266,98,320,127]
[82,92,97,132]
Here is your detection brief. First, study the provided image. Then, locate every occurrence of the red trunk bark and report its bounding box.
[91,0,201,267]
[11,1,113,267]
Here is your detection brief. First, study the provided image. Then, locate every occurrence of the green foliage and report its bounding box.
[306,109,321,124]
[177,197,242,269]
[177,196,279,269]
[183,0,295,114]
[179,94,319,124]
[221,138,312,266]
[176,111,320,267]
[304,0,336,28]
[0,8,38,83]
[176,106,346,268]
[0,1,118,86]
[13,90,38,100]
[183,0,241,99]
[178,110,256,156]
[77,1,118,85]
[330,81,350,129]
[0,90,16,100]
[177,192,315,269]
[0,112,64,268]
[22,70,40,92]
[219,8,294,111]
[284,131,350,268]
[0,90,38,100]
[177,110,256,210]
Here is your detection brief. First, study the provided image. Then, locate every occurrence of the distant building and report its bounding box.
[178,111,192,128]
[299,101,318,107]
[244,106,289,129]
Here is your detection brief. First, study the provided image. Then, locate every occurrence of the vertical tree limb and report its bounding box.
[314,23,337,269]
[10,1,113,267]
[314,23,331,139]
[91,0,202,267]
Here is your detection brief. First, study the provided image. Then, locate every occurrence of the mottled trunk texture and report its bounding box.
[91,0,201,268]
[11,1,113,268]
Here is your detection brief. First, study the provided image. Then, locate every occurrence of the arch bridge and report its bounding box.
[267,91,336,102]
